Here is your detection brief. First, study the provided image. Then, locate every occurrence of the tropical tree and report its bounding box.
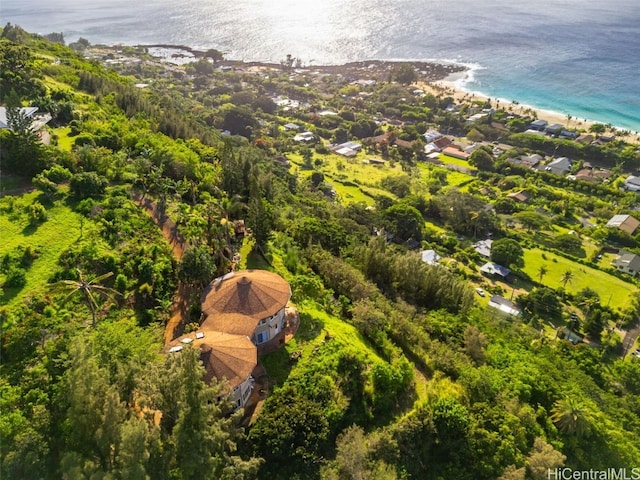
[550,397,593,438]
[537,265,548,285]
[490,238,524,269]
[560,270,574,290]
[51,269,120,327]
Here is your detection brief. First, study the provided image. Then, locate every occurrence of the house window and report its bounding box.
[255,331,268,344]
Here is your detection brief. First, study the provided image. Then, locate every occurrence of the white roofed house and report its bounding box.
[294,131,314,142]
[420,249,441,265]
[545,157,572,176]
[624,175,640,192]
[488,295,521,316]
[613,252,640,277]
[0,106,51,132]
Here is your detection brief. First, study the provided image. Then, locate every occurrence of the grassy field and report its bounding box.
[440,153,476,171]
[0,192,88,307]
[261,300,386,385]
[52,126,74,151]
[289,151,406,188]
[522,247,637,311]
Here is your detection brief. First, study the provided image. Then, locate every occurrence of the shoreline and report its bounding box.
[97,43,638,143]
[420,71,640,144]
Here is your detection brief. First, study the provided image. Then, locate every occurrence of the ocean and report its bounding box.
[3,0,640,132]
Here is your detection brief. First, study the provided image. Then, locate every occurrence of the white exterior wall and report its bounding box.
[252,307,286,345]
[232,376,255,409]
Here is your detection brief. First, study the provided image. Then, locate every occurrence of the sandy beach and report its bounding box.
[418,71,639,144]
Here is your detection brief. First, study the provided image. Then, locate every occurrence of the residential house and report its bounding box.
[283,123,300,131]
[473,239,493,258]
[544,123,564,135]
[488,295,521,316]
[442,146,471,161]
[167,331,257,409]
[431,136,453,152]
[576,134,595,144]
[423,130,443,143]
[545,157,572,176]
[528,119,548,131]
[201,270,292,350]
[420,249,441,265]
[480,262,511,279]
[606,214,640,235]
[333,141,362,157]
[367,158,385,166]
[520,154,543,169]
[574,168,611,183]
[466,112,489,124]
[293,131,314,142]
[614,252,640,276]
[624,175,640,192]
[273,155,291,167]
[507,190,531,203]
[0,106,51,131]
[233,219,246,238]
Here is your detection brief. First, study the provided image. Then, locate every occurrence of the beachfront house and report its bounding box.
[528,119,548,131]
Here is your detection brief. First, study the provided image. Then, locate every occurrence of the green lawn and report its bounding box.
[440,153,476,171]
[52,126,74,150]
[522,247,637,311]
[261,300,389,387]
[0,193,88,307]
[289,151,405,188]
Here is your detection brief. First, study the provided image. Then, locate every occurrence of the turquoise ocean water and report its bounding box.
[3,0,640,131]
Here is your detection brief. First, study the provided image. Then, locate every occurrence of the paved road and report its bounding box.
[621,320,640,356]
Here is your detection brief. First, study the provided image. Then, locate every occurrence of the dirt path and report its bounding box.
[131,192,192,344]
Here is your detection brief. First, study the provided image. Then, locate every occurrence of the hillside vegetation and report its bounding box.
[2,24,640,480]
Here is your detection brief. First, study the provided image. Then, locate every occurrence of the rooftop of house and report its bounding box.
[166,331,257,389]
[201,270,291,337]
[606,214,639,230]
[0,106,40,129]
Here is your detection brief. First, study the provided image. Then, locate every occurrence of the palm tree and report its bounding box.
[51,269,120,328]
[560,270,574,290]
[551,397,592,438]
[537,265,548,285]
